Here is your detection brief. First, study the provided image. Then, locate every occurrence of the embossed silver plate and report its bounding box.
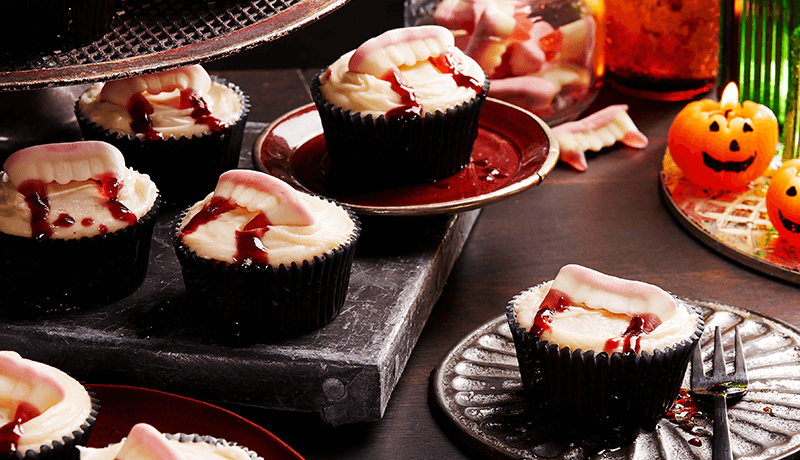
[430,299,800,459]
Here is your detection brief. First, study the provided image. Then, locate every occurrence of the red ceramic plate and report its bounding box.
[86,384,304,460]
[252,98,559,216]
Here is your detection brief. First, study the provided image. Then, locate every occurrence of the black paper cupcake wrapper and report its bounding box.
[165,434,261,460]
[310,71,489,195]
[172,199,360,344]
[506,292,704,443]
[0,196,161,314]
[75,77,250,208]
[7,385,99,460]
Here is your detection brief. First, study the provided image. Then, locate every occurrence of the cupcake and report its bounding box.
[173,169,360,344]
[78,423,259,460]
[311,25,489,195]
[75,64,250,207]
[0,141,160,312]
[506,264,703,444]
[0,350,98,460]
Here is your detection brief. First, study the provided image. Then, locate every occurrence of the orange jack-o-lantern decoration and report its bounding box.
[767,159,800,246]
[668,82,779,191]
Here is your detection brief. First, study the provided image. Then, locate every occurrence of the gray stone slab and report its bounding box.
[0,122,479,426]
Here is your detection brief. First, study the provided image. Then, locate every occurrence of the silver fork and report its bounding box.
[690,325,749,460]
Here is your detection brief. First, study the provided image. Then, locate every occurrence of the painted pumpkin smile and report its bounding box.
[702,151,756,172]
[778,209,800,234]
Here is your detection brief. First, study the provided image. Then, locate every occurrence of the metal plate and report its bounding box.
[0,0,347,91]
[660,150,800,285]
[430,299,800,459]
[252,98,560,216]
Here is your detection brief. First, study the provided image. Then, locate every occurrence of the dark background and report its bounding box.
[205,0,407,71]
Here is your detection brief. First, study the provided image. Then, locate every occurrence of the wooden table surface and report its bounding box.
[205,69,800,459]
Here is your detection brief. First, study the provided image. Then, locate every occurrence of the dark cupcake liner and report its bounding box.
[172,199,360,344]
[310,70,489,195]
[75,77,250,208]
[165,434,261,460]
[506,291,704,444]
[0,195,161,314]
[1,0,118,58]
[7,385,99,460]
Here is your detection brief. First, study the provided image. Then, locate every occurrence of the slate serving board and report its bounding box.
[0,122,479,426]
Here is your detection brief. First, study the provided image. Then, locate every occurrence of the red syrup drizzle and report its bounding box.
[530,288,571,337]
[18,180,51,240]
[18,174,135,240]
[0,401,41,453]
[180,196,272,266]
[126,89,226,140]
[603,313,662,354]
[531,289,662,355]
[381,52,485,120]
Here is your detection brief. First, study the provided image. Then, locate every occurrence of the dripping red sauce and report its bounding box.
[18,180,52,240]
[382,69,423,119]
[126,89,226,140]
[95,173,137,227]
[0,401,41,453]
[428,53,484,94]
[18,174,135,240]
[604,313,662,354]
[53,213,75,228]
[180,89,227,132]
[180,196,273,266]
[530,288,572,337]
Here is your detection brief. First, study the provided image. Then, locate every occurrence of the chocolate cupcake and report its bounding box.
[173,169,360,344]
[0,141,160,313]
[0,351,99,460]
[75,65,249,207]
[311,25,489,195]
[506,264,703,444]
[79,423,261,460]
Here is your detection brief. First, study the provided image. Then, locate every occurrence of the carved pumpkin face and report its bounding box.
[667,85,778,191]
[767,159,800,246]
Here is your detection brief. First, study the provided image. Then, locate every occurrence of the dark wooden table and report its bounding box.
[169,69,800,459]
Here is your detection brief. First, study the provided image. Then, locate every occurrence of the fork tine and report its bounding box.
[733,326,747,382]
[691,337,707,387]
[712,326,728,379]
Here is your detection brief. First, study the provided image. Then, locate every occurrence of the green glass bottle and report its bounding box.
[784,26,800,159]
[719,0,799,150]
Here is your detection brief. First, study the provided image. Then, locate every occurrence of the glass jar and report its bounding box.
[404,0,603,125]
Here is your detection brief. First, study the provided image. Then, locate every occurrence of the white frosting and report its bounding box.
[179,192,355,267]
[319,47,485,118]
[0,167,158,239]
[77,81,243,139]
[513,266,698,354]
[78,424,255,460]
[0,351,93,453]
